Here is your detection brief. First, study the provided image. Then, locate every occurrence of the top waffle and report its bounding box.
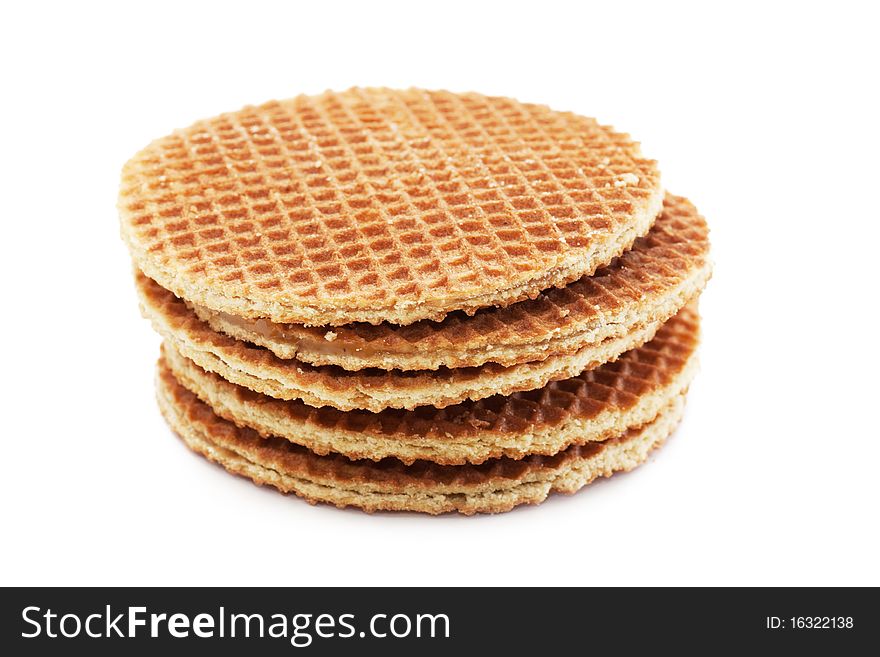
[119,88,662,326]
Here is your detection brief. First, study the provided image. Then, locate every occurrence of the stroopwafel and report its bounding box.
[120,88,662,326]
[137,271,691,411]
[161,303,699,465]
[157,360,686,515]
[190,194,709,370]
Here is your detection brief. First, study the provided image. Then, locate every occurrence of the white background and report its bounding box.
[2,0,878,587]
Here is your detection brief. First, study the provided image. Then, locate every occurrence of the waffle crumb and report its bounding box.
[615,173,640,187]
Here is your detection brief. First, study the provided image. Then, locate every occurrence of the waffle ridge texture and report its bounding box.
[162,303,699,465]
[192,194,710,370]
[120,88,662,326]
[157,360,685,515]
[136,271,691,411]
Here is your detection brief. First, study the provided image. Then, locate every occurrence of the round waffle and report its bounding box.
[191,194,710,370]
[136,271,688,411]
[157,361,686,515]
[162,303,699,465]
[120,88,662,326]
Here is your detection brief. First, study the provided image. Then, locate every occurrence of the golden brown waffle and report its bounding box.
[157,360,686,515]
[120,88,662,326]
[137,271,690,411]
[162,303,699,465]
[192,194,710,370]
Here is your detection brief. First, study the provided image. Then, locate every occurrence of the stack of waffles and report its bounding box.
[119,88,711,514]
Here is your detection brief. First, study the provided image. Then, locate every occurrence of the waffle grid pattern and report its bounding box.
[121,88,660,324]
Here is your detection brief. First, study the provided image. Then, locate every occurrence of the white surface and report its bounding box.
[2,0,878,587]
